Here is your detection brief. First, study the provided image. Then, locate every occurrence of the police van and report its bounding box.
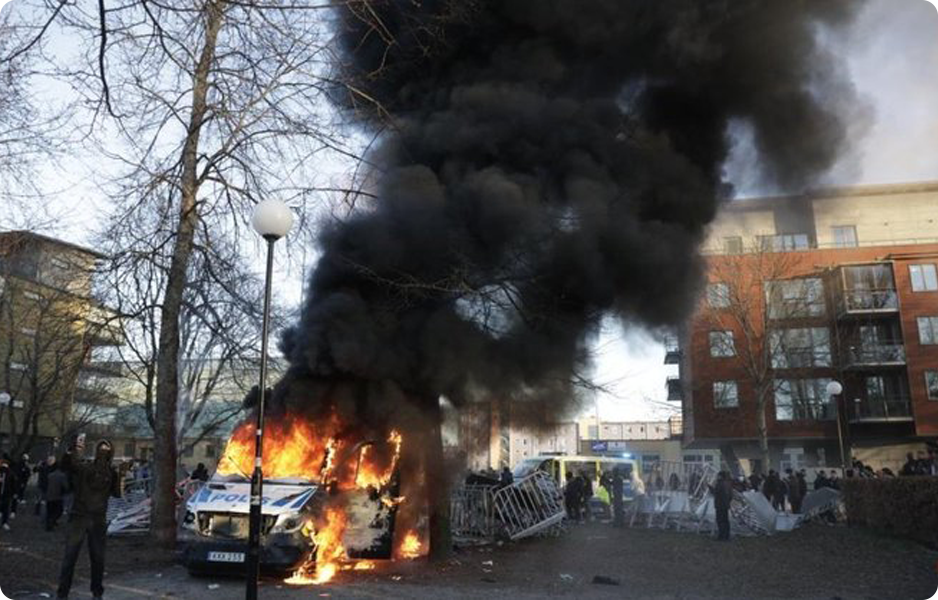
[177,447,398,574]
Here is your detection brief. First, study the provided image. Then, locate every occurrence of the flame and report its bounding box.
[398,530,425,559]
[354,430,403,489]
[217,412,339,481]
[217,412,411,585]
[285,507,348,585]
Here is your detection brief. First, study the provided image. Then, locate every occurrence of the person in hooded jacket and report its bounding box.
[55,438,123,600]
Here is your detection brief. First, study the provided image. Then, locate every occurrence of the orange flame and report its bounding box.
[398,530,425,559]
[285,507,348,585]
[217,412,411,585]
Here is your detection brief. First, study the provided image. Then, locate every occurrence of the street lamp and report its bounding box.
[246,200,294,600]
[826,380,846,471]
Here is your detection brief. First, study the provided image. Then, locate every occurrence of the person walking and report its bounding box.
[0,455,17,531]
[710,471,734,541]
[785,469,803,513]
[35,456,53,517]
[499,466,514,488]
[46,460,68,531]
[611,468,625,527]
[56,438,123,600]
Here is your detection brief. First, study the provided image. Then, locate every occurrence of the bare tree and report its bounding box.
[1,0,368,544]
[699,244,835,472]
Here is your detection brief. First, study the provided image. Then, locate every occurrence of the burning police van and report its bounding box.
[177,417,403,577]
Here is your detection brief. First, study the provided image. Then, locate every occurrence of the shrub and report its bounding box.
[840,477,938,548]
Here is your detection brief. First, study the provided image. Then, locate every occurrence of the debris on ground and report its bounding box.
[592,575,621,586]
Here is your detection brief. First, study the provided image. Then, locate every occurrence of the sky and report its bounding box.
[1,0,937,422]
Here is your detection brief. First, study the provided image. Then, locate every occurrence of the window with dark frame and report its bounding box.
[709,330,736,357]
[706,283,730,308]
[713,381,739,408]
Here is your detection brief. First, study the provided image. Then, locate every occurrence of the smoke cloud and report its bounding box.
[273,1,862,430]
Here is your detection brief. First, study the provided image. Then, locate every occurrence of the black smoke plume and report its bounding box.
[273,0,861,431]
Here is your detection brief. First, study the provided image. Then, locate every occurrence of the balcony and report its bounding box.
[842,343,906,370]
[838,289,898,317]
[663,335,681,365]
[666,376,682,402]
[849,397,913,423]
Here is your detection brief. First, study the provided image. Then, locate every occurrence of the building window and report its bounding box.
[917,317,938,345]
[723,236,743,254]
[123,442,134,457]
[205,444,216,458]
[709,331,736,357]
[758,233,809,253]
[774,378,834,421]
[713,381,739,408]
[769,327,832,368]
[587,425,598,439]
[926,372,938,400]
[910,264,938,292]
[182,446,194,458]
[831,226,858,248]
[765,278,825,318]
[706,283,730,308]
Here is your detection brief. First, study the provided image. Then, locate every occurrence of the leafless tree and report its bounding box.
[1,0,371,544]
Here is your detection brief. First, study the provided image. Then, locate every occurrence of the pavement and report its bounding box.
[2,509,938,599]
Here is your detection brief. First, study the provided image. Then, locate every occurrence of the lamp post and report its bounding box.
[826,380,846,471]
[246,200,294,600]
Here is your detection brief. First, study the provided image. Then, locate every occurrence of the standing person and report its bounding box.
[499,466,514,488]
[900,452,919,476]
[795,470,808,513]
[11,453,31,519]
[827,470,840,490]
[564,473,583,523]
[772,474,788,512]
[748,471,763,493]
[762,470,776,502]
[190,462,210,482]
[55,438,123,600]
[710,471,733,541]
[611,468,625,527]
[580,472,594,521]
[785,469,802,513]
[0,455,17,531]
[814,469,829,490]
[35,456,53,517]
[45,460,68,531]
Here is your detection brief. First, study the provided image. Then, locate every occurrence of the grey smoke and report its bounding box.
[273,0,862,429]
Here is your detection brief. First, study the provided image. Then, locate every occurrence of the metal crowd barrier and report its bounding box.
[450,471,566,543]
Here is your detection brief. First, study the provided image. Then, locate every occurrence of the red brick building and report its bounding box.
[676,182,938,473]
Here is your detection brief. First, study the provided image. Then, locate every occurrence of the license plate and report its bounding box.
[208,551,245,563]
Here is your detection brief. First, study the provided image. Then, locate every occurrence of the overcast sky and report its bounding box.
[1,0,936,422]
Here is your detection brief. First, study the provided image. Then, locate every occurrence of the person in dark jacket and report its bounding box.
[56,438,123,600]
[190,462,210,482]
[35,456,52,516]
[46,461,68,531]
[0,455,17,530]
[814,470,829,490]
[710,471,734,541]
[611,468,625,527]
[564,474,583,522]
[499,466,514,488]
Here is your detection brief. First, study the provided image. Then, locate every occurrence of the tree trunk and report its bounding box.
[756,387,771,473]
[424,399,451,562]
[150,0,226,546]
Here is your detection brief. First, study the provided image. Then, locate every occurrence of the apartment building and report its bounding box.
[675,181,938,474]
[0,230,122,456]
